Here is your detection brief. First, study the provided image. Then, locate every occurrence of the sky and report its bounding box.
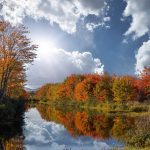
[0,0,150,88]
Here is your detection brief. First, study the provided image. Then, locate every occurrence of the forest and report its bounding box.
[35,67,150,107]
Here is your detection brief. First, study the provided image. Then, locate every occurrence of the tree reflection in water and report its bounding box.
[37,104,150,148]
[0,104,150,149]
[0,108,24,150]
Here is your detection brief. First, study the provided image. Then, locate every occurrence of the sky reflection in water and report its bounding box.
[23,108,123,150]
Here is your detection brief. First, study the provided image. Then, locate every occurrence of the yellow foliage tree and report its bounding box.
[112,76,136,102]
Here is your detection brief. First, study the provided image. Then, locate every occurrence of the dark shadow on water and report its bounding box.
[0,100,25,150]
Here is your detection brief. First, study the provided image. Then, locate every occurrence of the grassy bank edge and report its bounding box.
[35,99,150,115]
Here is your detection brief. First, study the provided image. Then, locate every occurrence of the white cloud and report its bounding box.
[123,0,150,39]
[86,22,104,32]
[26,44,104,88]
[135,40,150,74]
[103,16,111,22]
[123,0,150,74]
[0,0,109,33]
[86,19,110,32]
[86,13,110,32]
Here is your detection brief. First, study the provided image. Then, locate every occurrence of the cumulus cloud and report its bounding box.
[123,0,150,39]
[135,40,150,74]
[123,0,150,74]
[26,45,104,88]
[0,0,109,33]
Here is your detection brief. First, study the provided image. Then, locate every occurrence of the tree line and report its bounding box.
[36,67,150,103]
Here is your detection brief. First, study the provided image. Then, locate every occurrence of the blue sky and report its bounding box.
[0,0,150,88]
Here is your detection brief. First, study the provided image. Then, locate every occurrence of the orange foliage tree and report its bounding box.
[74,74,101,101]
[0,21,37,100]
[57,74,85,100]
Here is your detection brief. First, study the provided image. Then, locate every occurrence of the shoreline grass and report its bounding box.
[36,99,150,116]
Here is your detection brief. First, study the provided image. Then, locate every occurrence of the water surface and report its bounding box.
[1,104,150,150]
[23,108,123,150]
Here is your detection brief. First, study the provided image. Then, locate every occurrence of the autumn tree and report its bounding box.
[36,84,60,101]
[112,76,137,102]
[6,61,26,98]
[0,21,37,100]
[137,67,150,101]
[57,74,85,100]
[94,73,113,101]
[36,84,50,101]
[74,74,100,101]
[46,84,60,101]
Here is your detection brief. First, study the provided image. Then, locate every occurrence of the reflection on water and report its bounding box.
[0,111,24,150]
[23,108,122,150]
[0,104,150,150]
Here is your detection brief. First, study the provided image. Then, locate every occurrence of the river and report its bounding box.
[1,104,150,150]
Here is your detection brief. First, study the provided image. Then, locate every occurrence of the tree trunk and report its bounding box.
[0,67,11,101]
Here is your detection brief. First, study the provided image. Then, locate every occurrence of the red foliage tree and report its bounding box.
[137,67,150,101]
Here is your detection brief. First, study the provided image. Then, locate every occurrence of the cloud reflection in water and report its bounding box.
[23,108,121,150]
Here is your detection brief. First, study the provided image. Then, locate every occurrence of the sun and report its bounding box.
[37,37,56,51]
[32,37,59,62]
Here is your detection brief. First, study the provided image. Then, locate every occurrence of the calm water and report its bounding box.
[0,104,150,150]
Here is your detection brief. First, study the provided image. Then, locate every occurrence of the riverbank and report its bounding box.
[124,147,150,150]
[38,99,150,115]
